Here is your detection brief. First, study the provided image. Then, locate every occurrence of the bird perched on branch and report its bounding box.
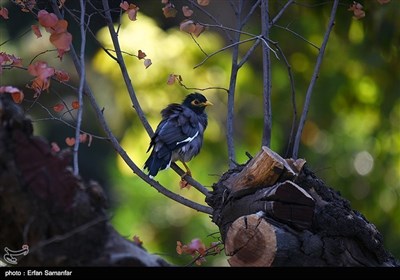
[144,93,213,181]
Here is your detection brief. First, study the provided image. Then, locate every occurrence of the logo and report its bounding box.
[3,245,29,265]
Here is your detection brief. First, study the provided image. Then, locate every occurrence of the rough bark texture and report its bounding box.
[0,95,170,267]
[206,146,400,267]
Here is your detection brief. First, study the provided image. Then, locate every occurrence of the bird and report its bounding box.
[144,92,213,180]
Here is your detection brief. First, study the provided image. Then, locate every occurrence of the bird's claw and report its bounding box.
[179,172,192,189]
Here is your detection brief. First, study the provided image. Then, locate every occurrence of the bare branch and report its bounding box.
[261,0,272,148]
[101,0,153,137]
[273,43,298,157]
[292,0,339,159]
[242,0,261,28]
[275,24,320,50]
[72,0,87,176]
[238,38,260,68]
[270,0,295,26]
[193,37,258,69]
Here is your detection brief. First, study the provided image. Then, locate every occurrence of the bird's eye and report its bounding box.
[192,99,200,106]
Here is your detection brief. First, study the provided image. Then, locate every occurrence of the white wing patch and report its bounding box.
[176,131,199,145]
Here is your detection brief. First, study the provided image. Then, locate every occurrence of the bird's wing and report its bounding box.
[151,105,199,155]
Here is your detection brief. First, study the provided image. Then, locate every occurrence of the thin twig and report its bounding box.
[270,0,295,26]
[261,0,272,148]
[238,38,260,68]
[73,0,87,176]
[241,0,261,28]
[275,24,320,50]
[194,37,257,69]
[101,0,154,137]
[292,0,339,159]
[273,43,298,157]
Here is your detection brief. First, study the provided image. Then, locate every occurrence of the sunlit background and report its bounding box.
[1,1,399,266]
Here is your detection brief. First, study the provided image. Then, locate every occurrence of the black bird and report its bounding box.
[144,93,213,179]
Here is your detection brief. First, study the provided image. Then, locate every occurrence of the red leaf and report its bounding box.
[50,31,72,51]
[180,19,196,34]
[0,86,24,103]
[65,137,75,146]
[54,70,70,82]
[162,3,177,18]
[31,25,42,38]
[71,100,80,109]
[182,6,193,17]
[0,7,9,20]
[11,91,24,104]
[51,142,61,153]
[120,1,129,10]
[197,0,210,6]
[28,61,55,79]
[138,50,146,59]
[38,10,58,28]
[127,5,139,21]
[53,103,65,112]
[167,74,176,85]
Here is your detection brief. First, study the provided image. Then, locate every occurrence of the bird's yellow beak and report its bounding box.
[203,100,213,106]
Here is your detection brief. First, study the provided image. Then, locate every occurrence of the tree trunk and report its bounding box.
[0,95,170,267]
[206,146,399,267]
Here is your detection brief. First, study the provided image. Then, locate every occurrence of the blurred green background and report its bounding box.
[1,1,399,266]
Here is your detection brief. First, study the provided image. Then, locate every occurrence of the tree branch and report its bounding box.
[72,0,87,176]
[261,0,272,148]
[292,0,339,159]
[270,0,295,26]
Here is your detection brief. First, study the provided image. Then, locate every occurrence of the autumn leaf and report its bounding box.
[182,6,193,17]
[0,7,9,20]
[180,19,196,34]
[51,142,61,153]
[11,91,24,104]
[137,50,146,59]
[53,103,65,112]
[50,31,72,52]
[143,58,152,69]
[120,2,139,21]
[348,1,365,19]
[54,70,70,82]
[38,10,58,28]
[28,61,55,80]
[31,25,42,38]
[0,52,22,74]
[193,24,205,37]
[197,0,210,6]
[162,3,177,18]
[71,100,80,109]
[120,1,129,10]
[65,137,76,146]
[167,74,176,85]
[0,86,24,104]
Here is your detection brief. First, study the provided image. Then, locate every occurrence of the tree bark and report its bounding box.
[206,146,399,267]
[0,95,170,267]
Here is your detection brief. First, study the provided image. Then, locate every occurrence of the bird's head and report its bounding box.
[182,92,213,114]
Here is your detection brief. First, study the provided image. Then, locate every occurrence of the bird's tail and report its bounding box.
[144,151,171,178]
